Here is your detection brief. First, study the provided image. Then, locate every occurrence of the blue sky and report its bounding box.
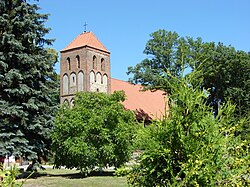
[37,0,250,81]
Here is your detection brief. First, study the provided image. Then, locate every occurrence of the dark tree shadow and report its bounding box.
[67,170,115,179]
[17,169,115,180]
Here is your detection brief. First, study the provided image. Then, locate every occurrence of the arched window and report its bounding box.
[70,98,74,108]
[90,71,95,84]
[103,74,108,86]
[96,72,102,84]
[62,74,69,95]
[102,74,108,93]
[78,71,84,92]
[89,71,96,92]
[101,58,105,71]
[93,56,97,69]
[67,57,71,70]
[70,73,76,87]
[63,99,69,106]
[76,55,80,69]
[70,72,77,94]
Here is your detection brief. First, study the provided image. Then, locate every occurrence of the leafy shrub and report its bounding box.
[128,75,250,186]
[115,167,131,177]
[0,165,25,187]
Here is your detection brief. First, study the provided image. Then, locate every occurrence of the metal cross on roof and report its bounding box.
[84,22,88,33]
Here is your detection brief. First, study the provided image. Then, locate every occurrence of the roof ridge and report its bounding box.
[111,78,145,91]
[63,33,80,51]
[86,32,91,46]
[91,32,108,52]
[111,78,128,82]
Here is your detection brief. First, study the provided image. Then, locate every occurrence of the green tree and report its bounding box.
[128,29,250,138]
[191,42,250,141]
[128,74,250,186]
[52,91,136,173]
[0,0,57,160]
[128,29,249,114]
[193,43,250,117]
[127,29,191,93]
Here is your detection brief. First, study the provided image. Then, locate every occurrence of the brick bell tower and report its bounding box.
[60,31,111,105]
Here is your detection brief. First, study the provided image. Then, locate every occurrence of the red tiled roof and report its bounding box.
[111,78,167,119]
[61,32,109,53]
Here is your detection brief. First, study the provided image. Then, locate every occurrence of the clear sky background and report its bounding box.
[37,0,250,81]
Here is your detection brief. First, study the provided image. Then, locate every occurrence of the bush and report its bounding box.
[0,165,26,187]
[128,75,250,186]
[115,167,131,177]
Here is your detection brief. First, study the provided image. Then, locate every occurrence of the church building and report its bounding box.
[60,31,167,120]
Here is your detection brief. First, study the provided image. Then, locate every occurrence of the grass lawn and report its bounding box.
[19,168,128,187]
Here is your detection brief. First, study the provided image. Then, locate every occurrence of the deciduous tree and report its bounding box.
[127,29,190,93]
[52,91,136,173]
[128,29,250,135]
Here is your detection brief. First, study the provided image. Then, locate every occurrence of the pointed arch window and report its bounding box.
[70,98,74,108]
[93,56,97,69]
[76,55,80,68]
[90,71,96,84]
[96,72,102,84]
[63,99,69,106]
[67,57,71,70]
[78,71,84,92]
[101,58,105,71]
[70,73,77,87]
[62,74,69,95]
[69,72,77,94]
[103,74,108,86]
[102,74,108,93]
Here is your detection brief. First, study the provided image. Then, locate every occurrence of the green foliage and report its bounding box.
[52,91,136,173]
[127,29,250,136]
[0,0,58,160]
[127,75,250,186]
[115,167,131,177]
[237,115,250,142]
[127,29,189,93]
[193,43,250,117]
[0,165,25,187]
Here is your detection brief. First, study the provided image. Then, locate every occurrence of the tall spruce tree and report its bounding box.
[0,0,57,160]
